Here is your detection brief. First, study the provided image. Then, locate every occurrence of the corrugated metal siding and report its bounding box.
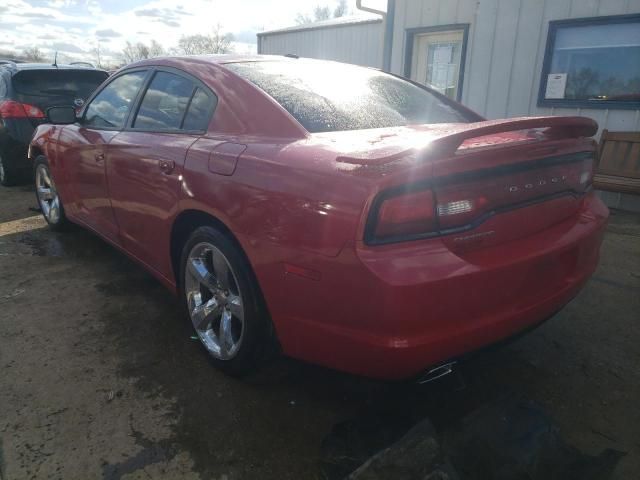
[258,20,384,68]
[392,0,640,133]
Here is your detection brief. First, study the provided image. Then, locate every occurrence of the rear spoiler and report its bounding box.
[338,116,598,166]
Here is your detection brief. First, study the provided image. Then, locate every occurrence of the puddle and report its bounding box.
[0,226,113,259]
[102,420,176,480]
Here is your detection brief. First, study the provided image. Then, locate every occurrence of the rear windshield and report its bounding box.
[226,60,473,133]
[12,69,108,101]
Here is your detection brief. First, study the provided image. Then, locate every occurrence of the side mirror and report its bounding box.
[46,106,78,125]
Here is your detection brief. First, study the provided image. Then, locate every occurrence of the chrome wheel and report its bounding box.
[185,242,245,360]
[35,163,60,224]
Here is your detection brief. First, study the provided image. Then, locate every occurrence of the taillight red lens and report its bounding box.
[373,189,436,239]
[23,103,45,118]
[0,100,45,119]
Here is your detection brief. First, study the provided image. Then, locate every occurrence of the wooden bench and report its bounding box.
[594,130,640,194]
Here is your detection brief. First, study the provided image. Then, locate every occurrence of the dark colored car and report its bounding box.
[30,56,608,380]
[0,62,108,185]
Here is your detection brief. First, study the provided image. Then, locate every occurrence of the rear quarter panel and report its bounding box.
[180,138,371,258]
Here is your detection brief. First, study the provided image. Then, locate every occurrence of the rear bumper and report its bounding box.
[274,192,608,380]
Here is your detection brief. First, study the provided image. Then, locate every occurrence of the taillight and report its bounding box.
[367,153,594,245]
[0,100,45,119]
[436,193,489,230]
[368,189,437,242]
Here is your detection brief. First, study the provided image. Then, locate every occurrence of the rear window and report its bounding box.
[12,69,108,101]
[226,60,473,133]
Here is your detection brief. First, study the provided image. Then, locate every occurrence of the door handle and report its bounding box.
[159,159,175,174]
[95,153,104,162]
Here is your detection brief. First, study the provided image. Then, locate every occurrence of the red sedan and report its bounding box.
[29,56,608,380]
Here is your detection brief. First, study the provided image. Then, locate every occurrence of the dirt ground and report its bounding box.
[1,182,639,480]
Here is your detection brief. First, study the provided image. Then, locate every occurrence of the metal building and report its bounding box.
[258,15,384,68]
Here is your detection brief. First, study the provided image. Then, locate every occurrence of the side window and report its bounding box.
[0,76,7,98]
[133,72,194,130]
[84,71,146,129]
[182,88,216,131]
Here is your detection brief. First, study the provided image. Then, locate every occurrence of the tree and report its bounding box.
[121,40,165,64]
[177,26,234,55]
[295,2,348,25]
[294,12,313,25]
[313,5,331,21]
[23,46,44,62]
[122,41,147,63]
[334,0,348,17]
[148,39,165,58]
[91,41,102,68]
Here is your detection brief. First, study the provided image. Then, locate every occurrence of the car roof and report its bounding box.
[126,54,300,70]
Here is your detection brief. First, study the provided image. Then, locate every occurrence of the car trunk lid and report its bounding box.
[344,117,598,249]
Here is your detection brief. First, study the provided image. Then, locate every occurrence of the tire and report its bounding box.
[34,155,69,231]
[0,151,17,186]
[179,225,272,376]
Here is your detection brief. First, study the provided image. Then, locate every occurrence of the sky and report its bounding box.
[0,0,377,66]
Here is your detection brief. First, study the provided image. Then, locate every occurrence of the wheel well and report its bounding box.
[170,209,245,286]
[170,209,281,354]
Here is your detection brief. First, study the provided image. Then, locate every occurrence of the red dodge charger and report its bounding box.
[29,55,608,380]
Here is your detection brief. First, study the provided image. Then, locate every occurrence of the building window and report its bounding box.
[404,25,470,102]
[539,14,640,110]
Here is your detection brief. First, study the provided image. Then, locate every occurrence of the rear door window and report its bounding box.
[182,88,216,131]
[133,71,195,130]
[12,69,108,107]
[84,70,147,129]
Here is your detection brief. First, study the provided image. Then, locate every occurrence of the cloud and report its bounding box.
[45,0,80,7]
[19,12,56,19]
[135,6,191,17]
[135,8,163,17]
[155,18,180,27]
[51,41,86,53]
[95,28,121,38]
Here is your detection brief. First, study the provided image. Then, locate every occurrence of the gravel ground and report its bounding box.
[1,183,638,480]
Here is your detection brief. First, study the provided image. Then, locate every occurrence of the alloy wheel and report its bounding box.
[184,242,245,360]
[35,163,61,224]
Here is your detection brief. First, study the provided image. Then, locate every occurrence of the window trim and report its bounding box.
[537,14,640,110]
[403,23,470,103]
[79,67,151,131]
[126,66,218,135]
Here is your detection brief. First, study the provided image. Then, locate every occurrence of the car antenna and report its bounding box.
[53,51,58,68]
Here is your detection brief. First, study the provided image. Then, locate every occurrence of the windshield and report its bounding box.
[226,60,473,133]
